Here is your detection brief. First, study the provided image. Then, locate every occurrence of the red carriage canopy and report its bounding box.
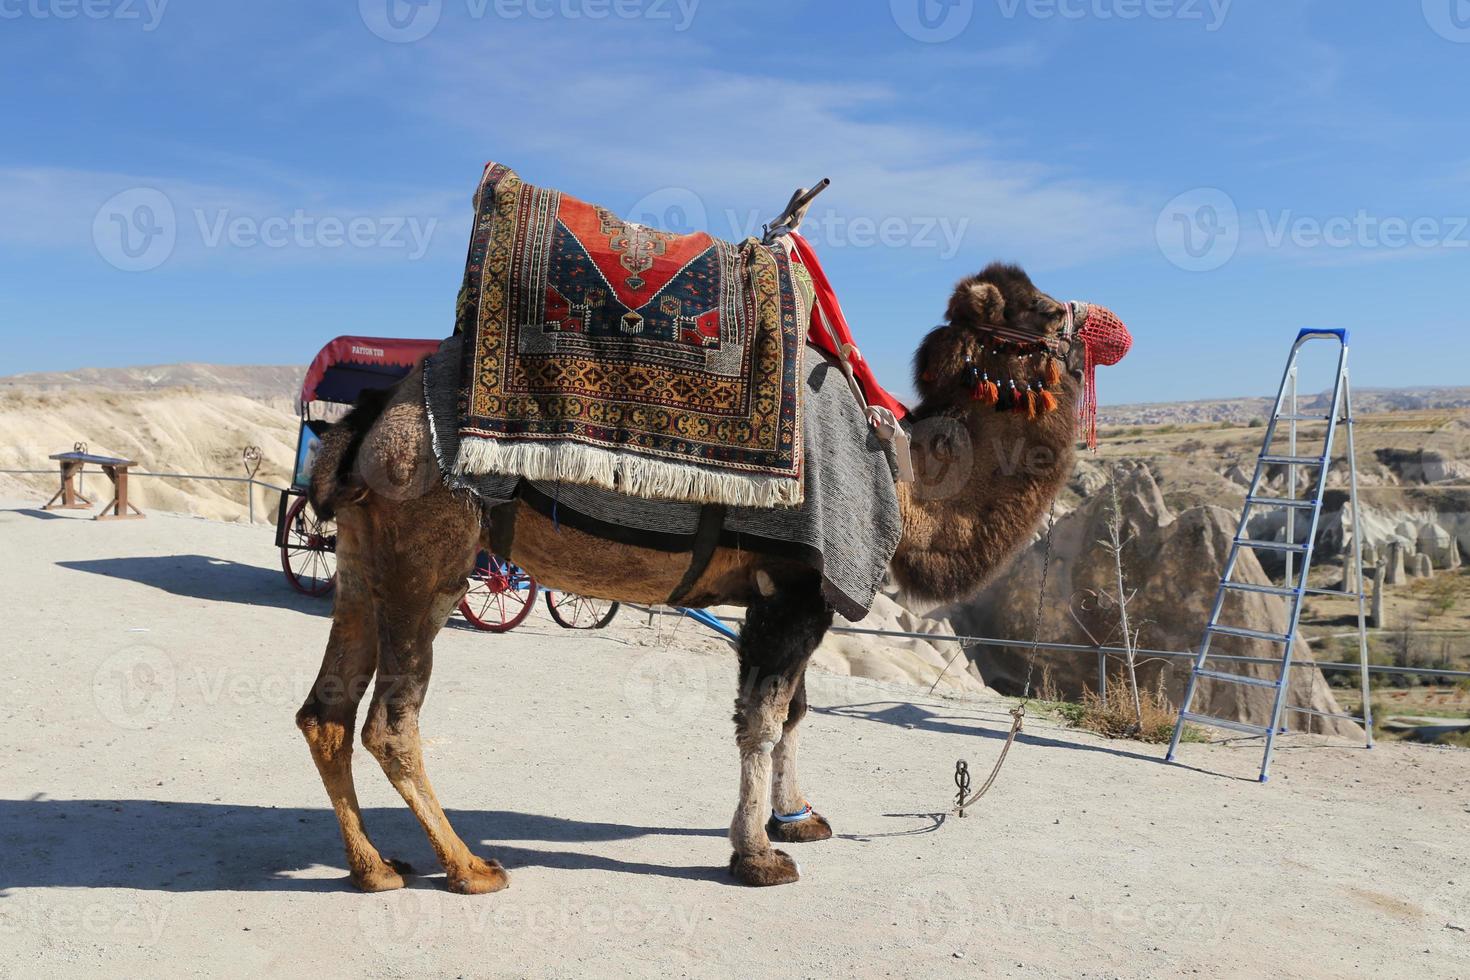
[298,335,442,411]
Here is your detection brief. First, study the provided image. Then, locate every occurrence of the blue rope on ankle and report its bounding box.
[772,803,813,824]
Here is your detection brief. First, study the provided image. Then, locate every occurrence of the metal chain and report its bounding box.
[952,499,1059,815]
[1018,499,1059,705]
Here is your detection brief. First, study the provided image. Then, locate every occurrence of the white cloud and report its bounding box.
[389,35,1154,268]
[0,166,467,268]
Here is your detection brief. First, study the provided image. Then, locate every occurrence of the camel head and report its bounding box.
[911,262,1132,447]
[891,263,1133,602]
[911,262,1081,417]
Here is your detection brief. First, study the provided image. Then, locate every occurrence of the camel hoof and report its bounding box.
[729,849,800,887]
[351,858,411,893]
[446,856,510,895]
[767,811,834,844]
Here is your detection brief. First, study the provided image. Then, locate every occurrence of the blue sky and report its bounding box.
[2,0,1467,404]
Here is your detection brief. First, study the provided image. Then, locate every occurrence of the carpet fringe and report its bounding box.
[453,436,804,509]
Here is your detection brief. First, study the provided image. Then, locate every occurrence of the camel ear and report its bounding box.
[946,280,1005,328]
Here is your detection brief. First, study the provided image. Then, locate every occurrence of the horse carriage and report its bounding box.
[274,334,618,631]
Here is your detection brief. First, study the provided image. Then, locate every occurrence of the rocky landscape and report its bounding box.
[2,363,1466,736]
[1098,385,1470,427]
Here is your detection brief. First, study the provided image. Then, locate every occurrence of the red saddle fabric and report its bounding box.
[789,233,910,422]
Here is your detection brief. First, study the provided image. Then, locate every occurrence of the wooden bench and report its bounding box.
[43,452,145,520]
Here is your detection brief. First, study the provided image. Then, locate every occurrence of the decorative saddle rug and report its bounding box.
[452,162,808,509]
[426,341,902,621]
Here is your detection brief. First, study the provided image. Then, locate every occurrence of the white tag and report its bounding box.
[867,407,914,483]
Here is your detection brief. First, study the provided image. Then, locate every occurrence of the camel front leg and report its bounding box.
[363,586,510,896]
[728,577,832,886]
[295,523,409,892]
[767,676,835,844]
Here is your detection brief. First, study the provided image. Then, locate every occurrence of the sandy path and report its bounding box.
[1,501,1467,979]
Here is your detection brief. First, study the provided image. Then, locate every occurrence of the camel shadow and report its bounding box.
[56,555,329,616]
[0,798,730,894]
[813,700,1168,766]
[815,700,1266,782]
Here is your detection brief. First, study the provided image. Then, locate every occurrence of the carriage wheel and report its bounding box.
[458,553,539,632]
[545,592,620,630]
[280,495,337,597]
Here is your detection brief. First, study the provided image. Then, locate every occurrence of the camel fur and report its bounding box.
[295,262,1084,891]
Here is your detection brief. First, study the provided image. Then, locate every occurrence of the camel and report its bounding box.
[295,261,1085,892]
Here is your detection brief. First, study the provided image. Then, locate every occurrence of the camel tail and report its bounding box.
[308,387,395,521]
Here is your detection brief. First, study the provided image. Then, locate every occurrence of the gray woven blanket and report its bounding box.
[423,342,901,620]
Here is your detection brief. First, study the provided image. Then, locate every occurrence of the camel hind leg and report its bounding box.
[728,573,833,886]
[295,516,410,892]
[767,675,835,844]
[358,485,509,895]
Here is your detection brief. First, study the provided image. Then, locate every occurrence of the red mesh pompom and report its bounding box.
[1078,303,1132,367]
[1069,302,1132,450]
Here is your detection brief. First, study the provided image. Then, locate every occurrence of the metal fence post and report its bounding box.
[242,447,262,524]
[1097,648,1108,708]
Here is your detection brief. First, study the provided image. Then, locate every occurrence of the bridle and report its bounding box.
[965,301,1079,359]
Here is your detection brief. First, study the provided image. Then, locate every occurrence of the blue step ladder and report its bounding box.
[1165,329,1374,782]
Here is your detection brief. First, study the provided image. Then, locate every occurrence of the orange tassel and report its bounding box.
[1008,380,1027,414]
[1043,358,1062,388]
[971,367,998,405]
[1024,386,1038,420]
[1038,387,1059,413]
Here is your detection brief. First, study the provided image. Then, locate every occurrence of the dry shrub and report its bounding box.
[1073,671,1196,744]
[1034,665,1200,744]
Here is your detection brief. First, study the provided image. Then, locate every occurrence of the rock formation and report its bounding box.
[1370,564,1386,627]
[1417,523,1460,570]
[940,464,1361,737]
[1385,542,1407,585]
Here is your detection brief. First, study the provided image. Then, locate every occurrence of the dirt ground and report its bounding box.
[2,501,1468,979]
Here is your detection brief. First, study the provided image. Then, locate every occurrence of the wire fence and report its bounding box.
[1,466,289,523]
[8,463,1468,692]
[634,607,1470,687]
